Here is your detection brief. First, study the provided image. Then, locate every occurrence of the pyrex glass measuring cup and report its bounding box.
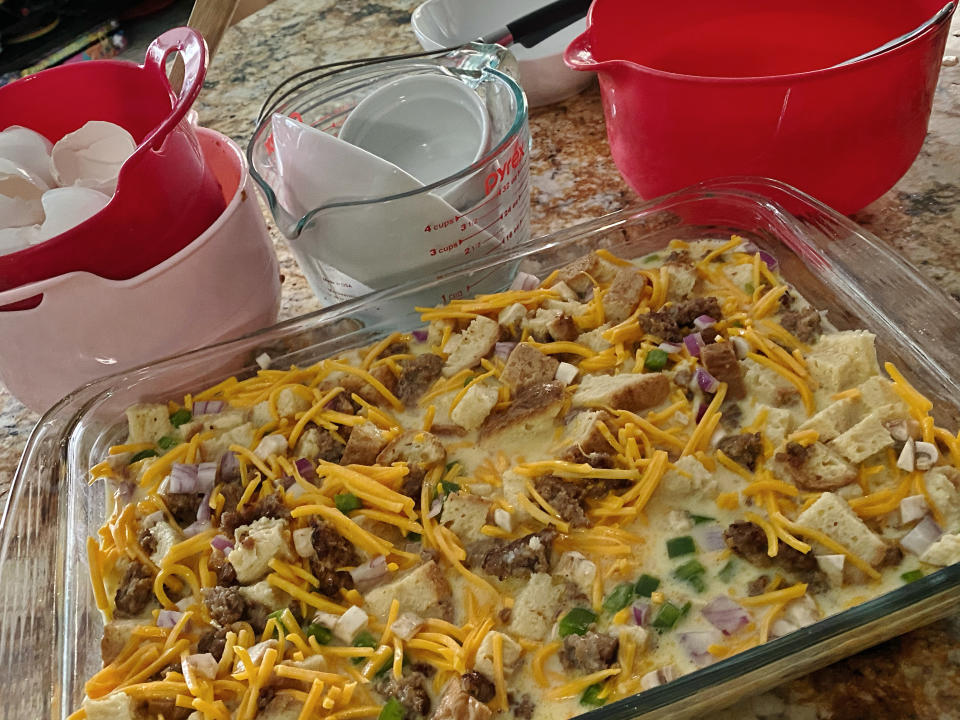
[248,44,531,307]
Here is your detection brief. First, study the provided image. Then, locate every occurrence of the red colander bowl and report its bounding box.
[0,27,225,293]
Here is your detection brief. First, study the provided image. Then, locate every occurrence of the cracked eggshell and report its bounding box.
[35,186,111,242]
[50,120,136,195]
[0,157,47,228]
[0,225,41,256]
[0,125,55,187]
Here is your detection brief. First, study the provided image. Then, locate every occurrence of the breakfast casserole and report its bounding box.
[77,238,960,720]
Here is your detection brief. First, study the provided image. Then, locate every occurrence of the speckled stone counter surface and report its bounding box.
[3,0,960,717]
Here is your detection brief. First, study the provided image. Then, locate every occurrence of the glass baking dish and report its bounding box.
[4,176,960,720]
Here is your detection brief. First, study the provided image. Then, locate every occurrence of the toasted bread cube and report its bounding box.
[238,580,290,611]
[828,413,893,464]
[276,387,312,418]
[450,383,499,431]
[228,518,293,583]
[83,692,138,720]
[480,382,565,446]
[440,492,492,543]
[473,630,523,677]
[555,551,597,595]
[443,316,499,377]
[500,343,559,391]
[659,455,719,501]
[857,376,905,412]
[258,695,303,720]
[742,360,798,409]
[100,619,143,664]
[364,560,453,622]
[920,533,960,566]
[572,373,670,412]
[774,442,858,491]
[525,308,578,343]
[561,411,611,458]
[553,254,617,294]
[759,406,796,446]
[339,421,386,465]
[200,422,255,463]
[664,263,697,301]
[498,302,527,336]
[125,403,174,444]
[507,572,561,640]
[926,466,960,531]
[795,492,888,567]
[806,331,879,395]
[602,267,646,323]
[149,520,181,567]
[797,398,861,442]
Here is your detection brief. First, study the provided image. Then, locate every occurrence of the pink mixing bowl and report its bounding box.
[0,128,281,412]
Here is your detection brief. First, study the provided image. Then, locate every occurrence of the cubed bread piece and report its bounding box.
[83,692,138,720]
[797,398,861,442]
[500,470,531,523]
[773,441,858,491]
[473,630,523,677]
[149,520,181,566]
[500,343,559,391]
[434,679,493,720]
[340,421,386,465]
[602,267,646,323]
[443,316,499,377]
[795,492,888,566]
[294,427,342,464]
[450,383,500,431]
[480,382,564,442]
[377,430,446,468]
[572,373,670,412]
[252,401,273,427]
[200,422,255,463]
[828,413,893,463]
[524,308,578,342]
[577,326,613,353]
[553,254,617,295]
[555,551,597,595]
[919,533,960,566]
[925,466,960,532]
[658,455,719,501]
[238,580,290,611]
[440,492,492,543]
[228,517,293,583]
[276,387,312,418]
[759,406,796,446]
[806,331,879,395]
[364,560,453,622]
[857,376,905,412]
[742,359,798,409]
[700,342,746,400]
[200,410,247,433]
[498,302,527,336]
[100,619,143,664]
[125,403,174,444]
[507,572,561,640]
[664,262,698,301]
[258,695,303,720]
[561,410,612,458]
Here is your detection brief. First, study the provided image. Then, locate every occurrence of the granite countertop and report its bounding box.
[3,0,960,716]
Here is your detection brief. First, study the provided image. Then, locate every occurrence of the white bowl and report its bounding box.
[411,0,595,107]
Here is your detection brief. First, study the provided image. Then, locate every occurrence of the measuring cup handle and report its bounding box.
[140,27,209,152]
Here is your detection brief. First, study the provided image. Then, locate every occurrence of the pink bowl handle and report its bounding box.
[140,27,208,152]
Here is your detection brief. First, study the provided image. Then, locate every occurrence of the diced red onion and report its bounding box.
[196,490,212,522]
[295,457,318,482]
[899,495,928,525]
[428,497,443,519]
[693,314,716,331]
[509,271,539,291]
[495,342,517,361]
[695,367,719,393]
[192,400,225,415]
[659,342,682,354]
[185,653,219,680]
[757,250,778,270]
[683,332,705,358]
[901,515,942,556]
[168,463,200,493]
[678,631,721,667]
[693,523,727,552]
[157,609,183,628]
[183,519,210,538]
[730,336,750,359]
[701,596,750,636]
[210,535,234,553]
[350,555,390,592]
[412,329,429,343]
[217,451,240,483]
[632,602,651,626]
[739,240,759,254]
[695,404,707,423]
[197,462,218,492]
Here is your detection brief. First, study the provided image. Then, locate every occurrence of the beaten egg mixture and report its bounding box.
[79,238,960,720]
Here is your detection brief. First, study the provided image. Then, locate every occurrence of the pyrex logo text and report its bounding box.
[484,140,526,196]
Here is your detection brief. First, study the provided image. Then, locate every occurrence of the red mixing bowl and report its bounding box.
[565,0,954,214]
[0,27,225,292]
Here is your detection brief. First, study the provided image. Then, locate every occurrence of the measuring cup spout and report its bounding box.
[564,29,604,71]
